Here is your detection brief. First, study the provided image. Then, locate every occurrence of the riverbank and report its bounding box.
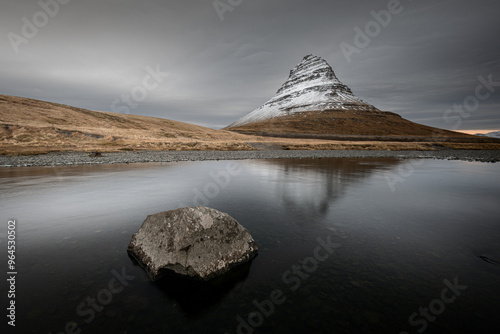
[1,150,499,167]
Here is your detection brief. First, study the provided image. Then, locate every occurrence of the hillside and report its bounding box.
[0,95,257,154]
[226,109,476,139]
[1,94,498,155]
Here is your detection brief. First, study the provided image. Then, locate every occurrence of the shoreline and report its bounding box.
[1,150,500,167]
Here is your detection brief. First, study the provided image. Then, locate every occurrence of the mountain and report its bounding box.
[229,55,377,128]
[476,131,500,139]
[226,55,473,139]
[1,94,498,155]
[0,94,253,154]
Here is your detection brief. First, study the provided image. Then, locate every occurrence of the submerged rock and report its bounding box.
[128,206,258,281]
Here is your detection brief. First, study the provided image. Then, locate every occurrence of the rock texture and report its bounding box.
[228,54,377,127]
[128,206,258,281]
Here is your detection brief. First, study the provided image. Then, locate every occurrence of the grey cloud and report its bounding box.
[1,0,499,130]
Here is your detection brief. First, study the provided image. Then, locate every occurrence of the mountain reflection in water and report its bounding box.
[0,158,499,334]
[253,158,402,220]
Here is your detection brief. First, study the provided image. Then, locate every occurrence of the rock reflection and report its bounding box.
[156,262,253,314]
[129,253,253,315]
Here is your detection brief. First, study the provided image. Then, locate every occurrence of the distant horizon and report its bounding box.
[456,129,500,135]
[2,92,499,134]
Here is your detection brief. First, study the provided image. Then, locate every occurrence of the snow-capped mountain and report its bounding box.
[228,54,377,127]
[476,131,500,139]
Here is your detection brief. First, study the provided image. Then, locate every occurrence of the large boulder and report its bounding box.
[128,206,258,281]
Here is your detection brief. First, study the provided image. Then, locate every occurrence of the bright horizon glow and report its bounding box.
[456,130,500,135]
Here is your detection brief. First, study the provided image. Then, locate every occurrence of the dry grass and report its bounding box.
[0,94,266,155]
[433,142,500,150]
[1,95,498,155]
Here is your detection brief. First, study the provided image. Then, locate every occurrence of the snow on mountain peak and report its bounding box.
[228,54,378,127]
[476,131,500,138]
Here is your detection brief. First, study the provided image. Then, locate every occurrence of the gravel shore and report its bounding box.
[1,150,499,167]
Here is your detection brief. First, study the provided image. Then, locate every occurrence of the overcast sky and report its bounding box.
[1,0,499,131]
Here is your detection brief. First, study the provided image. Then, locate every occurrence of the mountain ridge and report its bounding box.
[226,55,479,139]
[1,94,499,155]
[476,131,500,139]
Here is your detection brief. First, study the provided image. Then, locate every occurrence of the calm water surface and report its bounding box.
[0,158,499,334]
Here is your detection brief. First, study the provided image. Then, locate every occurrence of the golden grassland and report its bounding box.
[1,95,499,155]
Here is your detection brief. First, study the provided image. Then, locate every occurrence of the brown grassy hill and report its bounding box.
[1,95,498,155]
[0,94,258,154]
[226,109,477,139]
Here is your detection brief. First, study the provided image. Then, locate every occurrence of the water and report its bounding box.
[1,158,499,334]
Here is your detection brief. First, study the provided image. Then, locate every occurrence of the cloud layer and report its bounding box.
[1,0,499,130]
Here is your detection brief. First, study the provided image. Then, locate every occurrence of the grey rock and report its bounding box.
[1,150,500,167]
[128,206,258,281]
